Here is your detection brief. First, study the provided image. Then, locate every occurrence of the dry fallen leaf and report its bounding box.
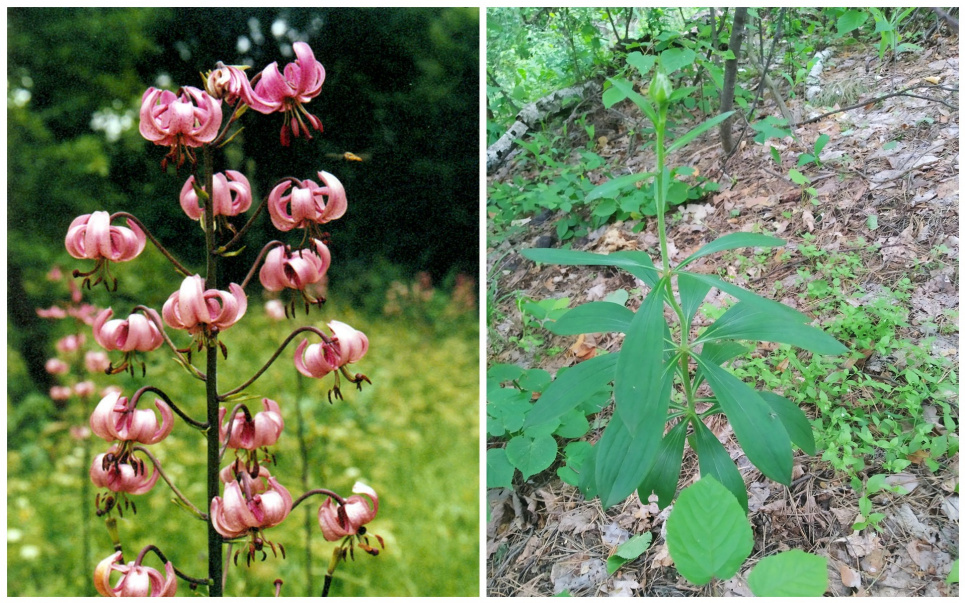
[839,562,862,588]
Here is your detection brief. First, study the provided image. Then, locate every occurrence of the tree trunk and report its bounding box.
[719,7,748,155]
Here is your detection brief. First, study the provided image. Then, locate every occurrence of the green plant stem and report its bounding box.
[202,145,224,597]
[295,373,314,594]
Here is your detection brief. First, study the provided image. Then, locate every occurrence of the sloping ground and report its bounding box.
[487,38,959,597]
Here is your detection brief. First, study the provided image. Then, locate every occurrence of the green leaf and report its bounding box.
[748,550,828,596]
[759,391,817,455]
[947,559,959,584]
[696,357,793,485]
[678,272,812,323]
[769,145,782,165]
[692,341,750,389]
[836,9,869,36]
[523,353,619,429]
[607,533,654,574]
[487,447,516,489]
[690,419,749,512]
[614,282,672,434]
[788,169,810,185]
[814,133,830,156]
[487,363,525,383]
[659,47,697,74]
[867,214,879,230]
[593,198,618,217]
[667,111,735,155]
[626,51,656,76]
[602,83,628,109]
[797,153,816,167]
[521,248,660,287]
[593,413,661,508]
[585,171,654,203]
[518,368,553,393]
[666,476,754,585]
[697,301,848,355]
[553,409,590,438]
[603,289,630,306]
[677,233,786,269]
[547,301,634,335]
[637,419,688,509]
[487,388,531,435]
[607,77,656,122]
[505,434,558,480]
[678,272,712,326]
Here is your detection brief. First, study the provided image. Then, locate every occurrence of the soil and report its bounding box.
[486,37,959,597]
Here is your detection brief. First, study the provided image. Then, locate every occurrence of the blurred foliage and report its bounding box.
[7,7,479,396]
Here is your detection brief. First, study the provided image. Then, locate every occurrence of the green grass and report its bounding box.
[7,291,479,597]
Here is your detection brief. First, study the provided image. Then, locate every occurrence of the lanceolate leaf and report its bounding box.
[677,272,712,326]
[677,233,786,270]
[759,391,816,455]
[679,271,811,323]
[521,248,659,287]
[698,301,848,355]
[614,282,672,435]
[593,413,662,508]
[696,356,793,485]
[690,418,749,512]
[523,353,619,429]
[692,341,749,389]
[667,110,735,154]
[637,419,688,509]
[665,476,754,585]
[547,302,634,335]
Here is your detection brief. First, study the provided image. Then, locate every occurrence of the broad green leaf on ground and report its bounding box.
[696,356,793,485]
[677,233,786,269]
[814,133,830,156]
[626,51,656,76]
[666,476,754,585]
[748,550,828,596]
[523,353,619,429]
[487,363,525,383]
[690,418,749,512]
[759,391,817,455]
[606,533,654,574]
[614,282,672,434]
[554,408,590,438]
[947,559,958,584]
[521,248,659,287]
[637,419,688,509]
[487,387,532,436]
[585,171,656,203]
[697,301,848,355]
[547,301,634,335]
[487,447,516,489]
[518,368,553,393]
[667,110,736,154]
[679,271,812,323]
[505,433,558,480]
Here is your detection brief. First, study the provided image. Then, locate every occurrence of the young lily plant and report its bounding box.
[520,65,848,512]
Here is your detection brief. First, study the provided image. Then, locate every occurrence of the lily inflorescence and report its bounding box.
[64,41,383,597]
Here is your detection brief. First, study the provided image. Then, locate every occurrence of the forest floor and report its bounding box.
[486,38,959,597]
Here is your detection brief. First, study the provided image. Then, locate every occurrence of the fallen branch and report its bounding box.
[792,83,958,127]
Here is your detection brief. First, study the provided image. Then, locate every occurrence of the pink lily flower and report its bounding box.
[94,551,177,597]
[251,42,326,145]
[93,308,164,353]
[90,445,159,495]
[36,306,68,319]
[293,339,339,379]
[65,211,146,263]
[56,333,86,354]
[318,481,379,542]
[162,275,247,335]
[210,468,293,539]
[74,381,96,398]
[179,170,252,220]
[267,172,347,232]
[90,390,174,445]
[50,385,73,401]
[139,86,222,147]
[219,398,285,450]
[85,350,111,373]
[45,358,69,375]
[328,320,369,365]
[259,240,331,293]
[205,63,259,107]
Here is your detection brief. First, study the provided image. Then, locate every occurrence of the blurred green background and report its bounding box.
[7,7,480,597]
